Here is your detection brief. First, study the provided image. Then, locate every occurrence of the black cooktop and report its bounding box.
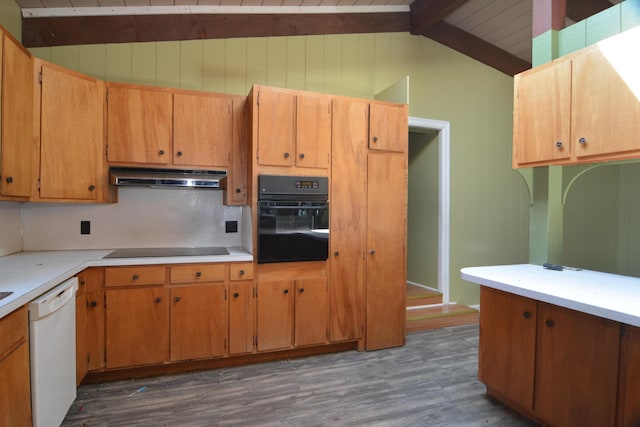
[103,247,229,258]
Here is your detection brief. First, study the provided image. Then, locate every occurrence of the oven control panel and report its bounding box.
[259,175,328,199]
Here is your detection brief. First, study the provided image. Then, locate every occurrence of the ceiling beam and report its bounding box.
[566,0,613,22]
[21,13,409,48]
[409,0,471,35]
[423,21,531,76]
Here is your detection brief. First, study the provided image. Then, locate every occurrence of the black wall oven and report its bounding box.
[258,175,329,264]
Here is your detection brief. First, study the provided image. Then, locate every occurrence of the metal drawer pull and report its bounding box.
[195,271,202,277]
[239,270,245,276]
[132,274,139,281]
[174,296,181,303]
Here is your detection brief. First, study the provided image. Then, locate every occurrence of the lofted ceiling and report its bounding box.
[16,0,621,76]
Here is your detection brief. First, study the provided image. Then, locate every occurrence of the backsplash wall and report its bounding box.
[0,203,23,256]
[21,188,245,250]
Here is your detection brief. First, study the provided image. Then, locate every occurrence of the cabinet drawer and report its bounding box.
[229,263,254,281]
[170,264,226,284]
[105,266,166,287]
[0,306,28,357]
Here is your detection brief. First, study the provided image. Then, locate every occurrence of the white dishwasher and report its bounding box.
[29,277,78,427]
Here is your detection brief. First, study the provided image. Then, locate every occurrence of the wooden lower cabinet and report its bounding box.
[0,306,32,427]
[76,268,106,383]
[170,284,228,361]
[535,302,619,427]
[294,278,328,347]
[479,287,536,412]
[257,280,293,352]
[229,270,256,355]
[106,286,169,368]
[479,287,629,427]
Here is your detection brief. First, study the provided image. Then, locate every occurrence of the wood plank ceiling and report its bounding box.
[17,0,619,76]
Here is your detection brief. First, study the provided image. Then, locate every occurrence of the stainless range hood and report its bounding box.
[109,167,227,189]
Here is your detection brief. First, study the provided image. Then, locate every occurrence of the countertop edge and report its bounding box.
[461,264,640,327]
[0,249,253,319]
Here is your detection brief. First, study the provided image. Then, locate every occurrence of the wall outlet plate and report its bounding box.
[225,220,238,233]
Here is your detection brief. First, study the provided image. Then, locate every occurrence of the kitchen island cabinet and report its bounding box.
[36,60,110,202]
[464,265,640,427]
[0,305,31,427]
[1,30,33,200]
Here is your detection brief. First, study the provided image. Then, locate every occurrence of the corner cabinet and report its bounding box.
[513,27,640,168]
[0,30,33,199]
[36,60,111,202]
[479,287,633,427]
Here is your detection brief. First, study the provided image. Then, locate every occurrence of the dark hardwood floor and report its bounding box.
[63,325,536,426]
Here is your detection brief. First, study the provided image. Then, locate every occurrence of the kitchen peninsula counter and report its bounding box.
[0,247,252,319]
[461,263,640,327]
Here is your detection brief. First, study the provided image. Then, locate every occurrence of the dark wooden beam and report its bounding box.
[409,0,471,35]
[22,13,410,48]
[423,21,531,76]
[566,0,613,22]
[532,0,567,38]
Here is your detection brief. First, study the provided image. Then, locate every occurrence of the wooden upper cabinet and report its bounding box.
[478,287,536,411]
[257,86,296,167]
[39,62,106,201]
[368,102,408,153]
[174,93,232,168]
[572,43,640,160]
[296,93,331,168]
[225,98,248,205]
[1,32,33,198]
[512,58,572,167]
[106,85,173,165]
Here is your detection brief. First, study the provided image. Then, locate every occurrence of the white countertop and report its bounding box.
[461,264,640,327]
[0,247,252,319]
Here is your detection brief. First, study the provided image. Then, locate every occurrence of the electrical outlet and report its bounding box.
[81,220,91,235]
[225,220,238,233]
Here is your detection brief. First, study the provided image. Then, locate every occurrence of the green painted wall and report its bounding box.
[27,33,528,306]
[0,0,21,40]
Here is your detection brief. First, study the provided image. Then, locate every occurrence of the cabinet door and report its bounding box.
[174,93,232,168]
[572,45,640,159]
[368,102,408,153]
[512,59,572,166]
[106,287,169,368]
[225,98,248,205]
[365,152,406,350]
[257,86,295,167]
[40,63,103,200]
[478,287,536,411]
[257,280,293,351]
[75,273,88,385]
[617,324,640,427]
[535,302,619,427]
[295,278,328,347]
[170,284,227,361]
[107,85,172,165]
[84,268,105,371]
[329,98,367,342]
[1,33,33,198]
[0,342,31,427]
[296,93,331,168]
[229,280,255,355]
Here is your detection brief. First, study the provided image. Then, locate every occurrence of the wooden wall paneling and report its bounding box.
[225,38,247,95]
[131,43,157,87]
[246,38,268,90]
[323,34,342,95]
[179,39,204,91]
[50,45,79,71]
[340,35,359,97]
[156,41,180,88]
[78,45,106,81]
[266,37,287,89]
[203,39,226,93]
[286,36,305,91]
[106,44,132,83]
[305,35,324,93]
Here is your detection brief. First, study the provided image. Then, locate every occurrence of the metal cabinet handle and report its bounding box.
[239,270,245,276]
[176,151,183,157]
[284,152,290,158]
[235,188,241,194]
[523,311,531,319]
[334,251,340,256]
[233,292,239,298]
[373,136,378,143]
[579,137,587,145]
[299,153,305,159]
[6,176,13,184]
[195,271,202,278]
[545,319,555,328]
[132,274,139,281]
[555,141,563,149]
[158,150,165,155]
[174,296,181,303]
[283,289,289,295]
[155,297,162,303]
[369,249,376,255]
[88,184,95,191]
[299,288,305,293]
[89,301,98,308]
